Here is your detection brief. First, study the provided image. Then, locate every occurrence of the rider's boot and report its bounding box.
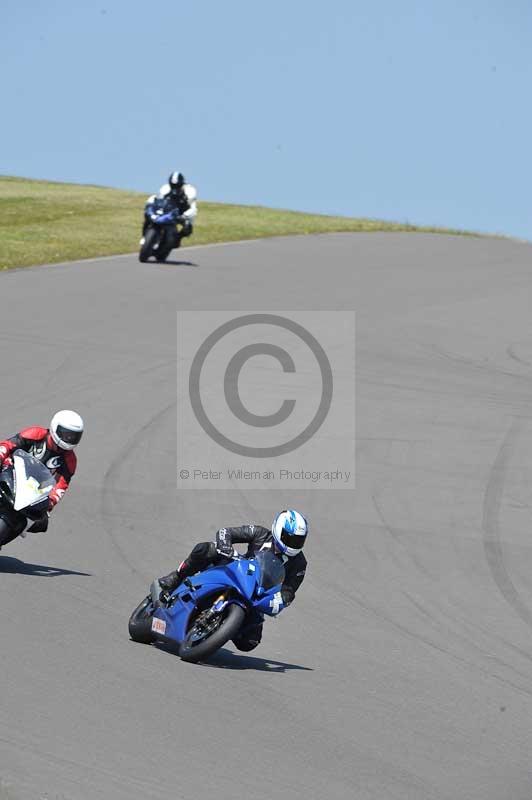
[158,570,181,593]
[158,560,191,597]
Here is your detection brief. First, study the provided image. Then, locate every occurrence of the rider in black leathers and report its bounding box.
[159,511,308,651]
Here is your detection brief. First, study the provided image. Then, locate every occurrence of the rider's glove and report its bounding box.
[27,512,49,534]
[215,528,235,559]
[0,446,10,468]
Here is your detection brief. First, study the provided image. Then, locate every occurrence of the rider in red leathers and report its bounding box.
[0,410,83,545]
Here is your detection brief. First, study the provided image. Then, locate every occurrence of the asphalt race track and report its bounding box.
[2,232,532,799]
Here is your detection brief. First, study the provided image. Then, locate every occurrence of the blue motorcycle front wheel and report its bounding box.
[179,603,245,663]
[128,596,154,644]
[139,228,159,263]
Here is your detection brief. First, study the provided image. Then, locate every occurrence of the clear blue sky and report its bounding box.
[2,1,531,238]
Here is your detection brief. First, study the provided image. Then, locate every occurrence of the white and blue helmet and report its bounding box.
[272,509,308,557]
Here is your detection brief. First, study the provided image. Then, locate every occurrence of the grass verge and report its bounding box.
[0,175,474,270]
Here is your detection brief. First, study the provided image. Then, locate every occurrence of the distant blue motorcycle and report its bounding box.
[139,197,184,263]
[128,551,286,663]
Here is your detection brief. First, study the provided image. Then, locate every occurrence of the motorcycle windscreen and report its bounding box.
[254,550,285,590]
[12,450,54,511]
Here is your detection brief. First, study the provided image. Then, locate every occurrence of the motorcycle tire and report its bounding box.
[155,246,172,263]
[139,228,159,263]
[179,603,245,663]
[128,596,154,644]
[0,517,23,548]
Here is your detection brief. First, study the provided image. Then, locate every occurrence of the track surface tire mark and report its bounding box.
[482,417,532,628]
[100,401,176,576]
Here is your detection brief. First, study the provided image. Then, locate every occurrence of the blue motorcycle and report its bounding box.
[128,551,286,663]
[139,197,184,263]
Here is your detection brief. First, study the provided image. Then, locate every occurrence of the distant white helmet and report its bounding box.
[272,509,308,557]
[50,410,84,451]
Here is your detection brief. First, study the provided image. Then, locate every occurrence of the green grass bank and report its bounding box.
[0,175,474,270]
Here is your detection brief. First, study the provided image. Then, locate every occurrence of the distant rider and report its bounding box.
[158,509,308,652]
[0,410,84,541]
[140,171,198,248]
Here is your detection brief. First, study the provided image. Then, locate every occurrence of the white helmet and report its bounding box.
[272,509,308,557]
[50,410,84,451]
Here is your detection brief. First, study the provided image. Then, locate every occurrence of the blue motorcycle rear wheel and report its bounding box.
[179,603,245,663]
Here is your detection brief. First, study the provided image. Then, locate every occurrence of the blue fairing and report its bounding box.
[149,553,285,647]
[144,197,178,226]
[154,212,176,224]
